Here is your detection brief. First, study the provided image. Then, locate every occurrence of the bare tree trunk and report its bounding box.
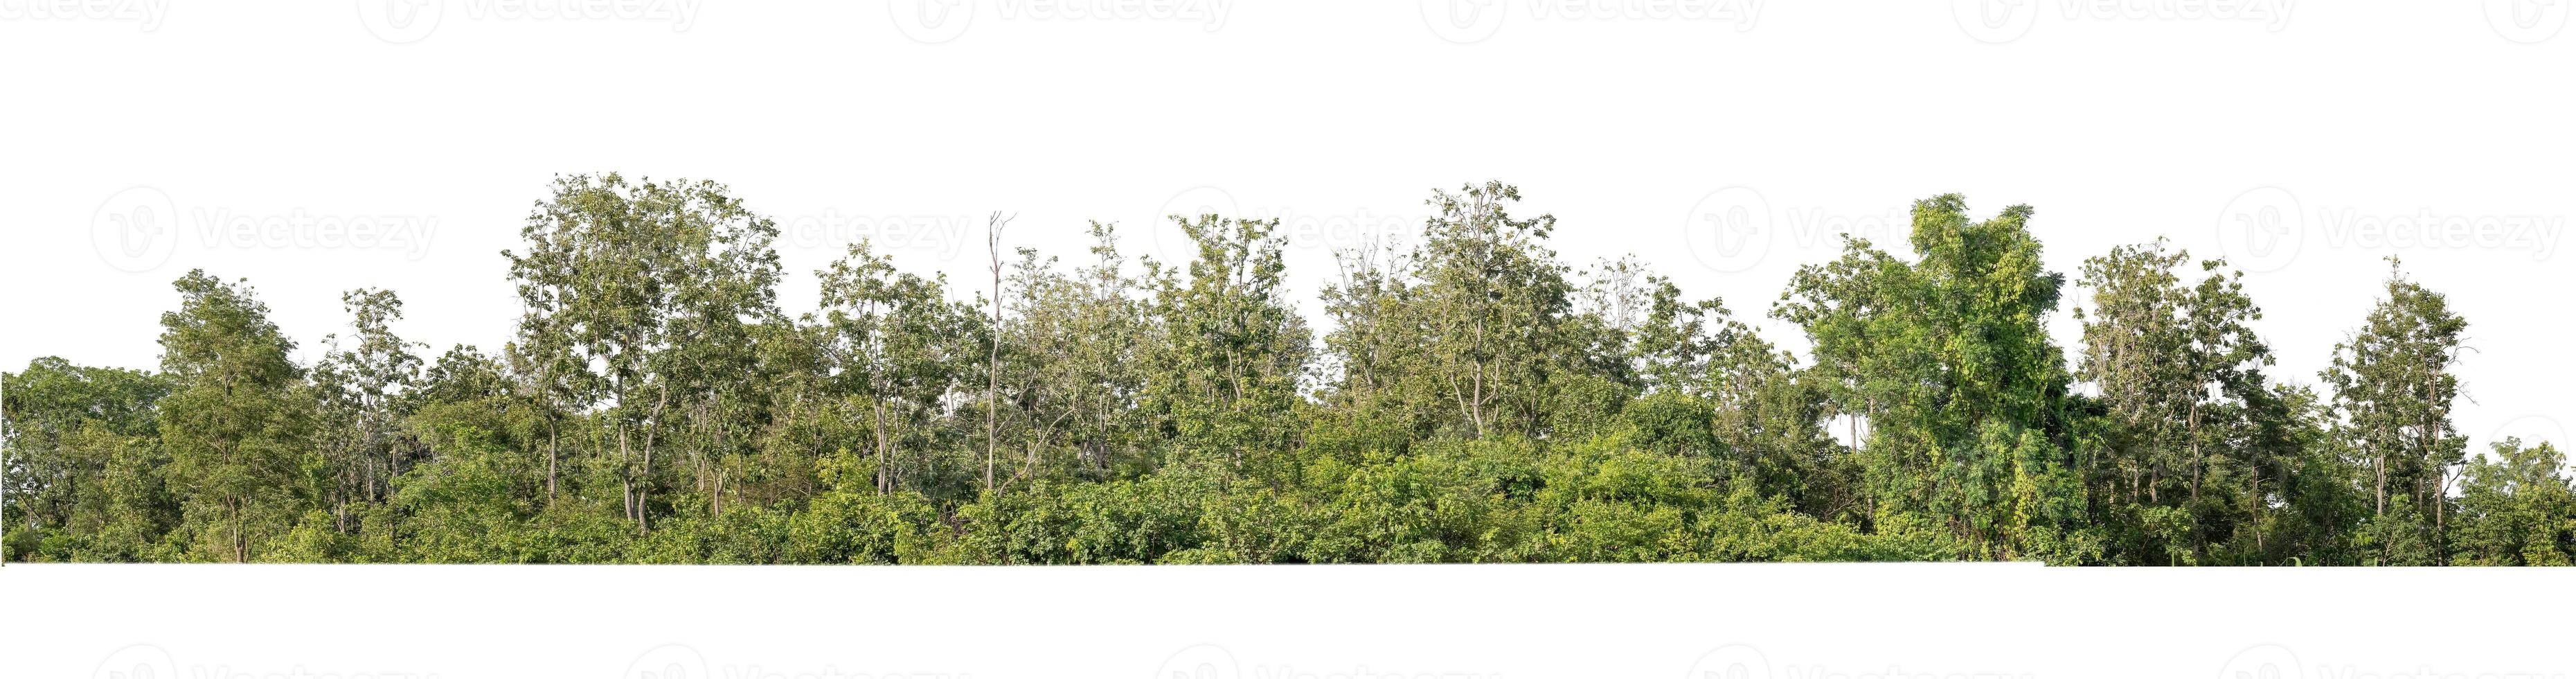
[985,211,1012,492]
[638,391,667,537]
[2248,445,2265,556]
[545,418,560,505]
[2187,402,2202,503]
[874,398,893,495]
[2374,426,2387,517]
[619,421,634,524]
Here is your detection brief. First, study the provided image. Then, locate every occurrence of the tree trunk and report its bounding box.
[545,418,560,505]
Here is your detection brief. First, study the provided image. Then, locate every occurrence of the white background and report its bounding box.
[8,563,2576,678]
[3,1,2572,676]
[1,0,2569,452]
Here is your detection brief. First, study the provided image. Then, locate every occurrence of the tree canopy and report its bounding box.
[5,177,2565,565]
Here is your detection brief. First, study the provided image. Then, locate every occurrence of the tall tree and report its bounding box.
[1776,195,2086,558]
[2,358,175,561]
[155,271,312,562]
[1142,213,1313,474]
[312,288,424,531]
[818,241,978,495]
[2453,438,2576,565]
[502,173,782,536]
[2321,258,2469,565]
[2073,240,2273,562]
[984,212,1014,491]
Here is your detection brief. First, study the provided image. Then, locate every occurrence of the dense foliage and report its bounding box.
[6,176,2568,565]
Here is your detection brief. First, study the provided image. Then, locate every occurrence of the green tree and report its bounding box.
[2452,438,2576,565]
[14,177,2562,568]
[155,271,313,562]
[817,240,980,495]
[2073,240,2275,563]
[1776,195,2084,558]
[2,358,176,561]
[501,173,783,536]
[2320,258,2469,565]
[311,288,424,532]
[1141,213,1313,474]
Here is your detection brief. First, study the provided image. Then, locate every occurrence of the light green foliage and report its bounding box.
[5,180,2560,566]
[3,358,175,561]
[1141,215,1312,473]
[155,271,313,562]
[2320,259,2471,564]
[2452,439,2576,565]
[2071,239,2275,563]
[1775,195,2086,559]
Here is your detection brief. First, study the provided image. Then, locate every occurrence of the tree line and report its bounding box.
[6,175,2570,565]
